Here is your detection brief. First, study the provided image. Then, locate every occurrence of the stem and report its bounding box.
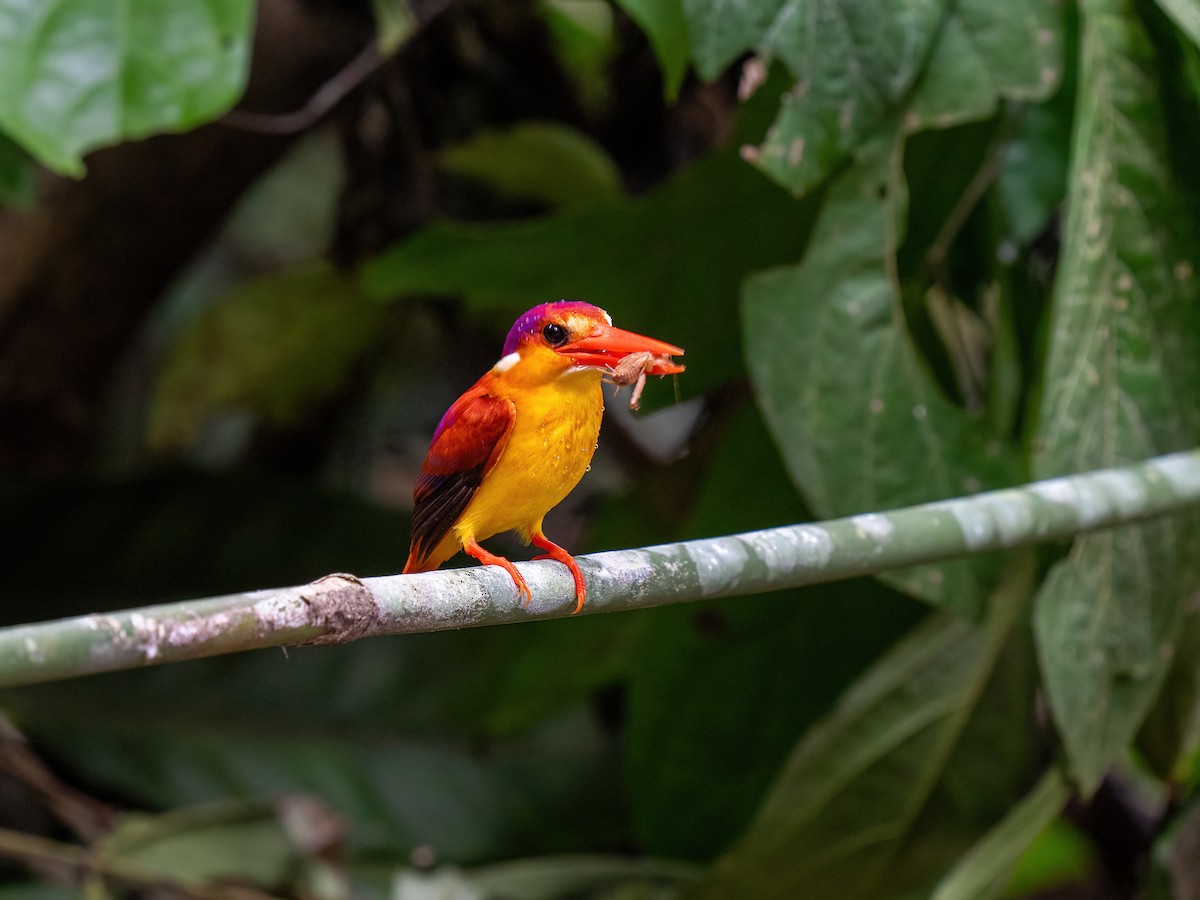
[2,450,1200,688]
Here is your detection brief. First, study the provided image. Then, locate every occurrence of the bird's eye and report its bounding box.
[542,323,569,346]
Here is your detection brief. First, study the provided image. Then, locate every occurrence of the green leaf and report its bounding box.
[0,0,255,175]
[1139,604,1200,780]
[626,584,925,861]
[149,263,387,452]
[614,0,691,98]
[684,559,1039,900]
[441,122,623,209]
[743,139,1018,613]
[371,0,416,55]
[1155,0,1200,51]
[734,0,944,195]
[100,800,322,892]
[995,100,1073,244]
[905,0,1062,132]
[1030,0,1200,793]
[363,150,812,395]
[929,768,1071,900]
[0,130,35,207]
[733,0,1062,195]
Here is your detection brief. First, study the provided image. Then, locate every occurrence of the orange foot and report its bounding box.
[465,538,531,605]
[531,533,587,614]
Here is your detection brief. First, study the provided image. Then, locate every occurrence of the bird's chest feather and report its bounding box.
[466,373,603,534]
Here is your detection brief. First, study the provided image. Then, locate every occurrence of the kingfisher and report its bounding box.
[403,301,684,613]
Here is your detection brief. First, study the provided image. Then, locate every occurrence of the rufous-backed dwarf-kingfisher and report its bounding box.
[403,301,684,613]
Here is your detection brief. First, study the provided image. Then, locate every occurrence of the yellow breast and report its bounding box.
[455,364,604,544]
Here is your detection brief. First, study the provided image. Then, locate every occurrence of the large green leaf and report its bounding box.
[719,0,943,194]
[149,263,388,452]
[743,139,1018,613]
[1030,0,1200,794]
[685,559,1040,899]
[363,150,811,395]
[0,0,255,175]
[904,0,1062,132]
[703,0,1061,195]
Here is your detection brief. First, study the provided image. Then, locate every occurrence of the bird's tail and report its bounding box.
[403,532,459,574]
[402,551,432,574]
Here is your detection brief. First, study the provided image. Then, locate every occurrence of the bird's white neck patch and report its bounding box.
[493,352,521,373]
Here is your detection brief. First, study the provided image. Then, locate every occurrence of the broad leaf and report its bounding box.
[685,560,1039,899]
[0,0,255,175]
[726,0,944,194]
[1031,0,1200,793]
[150,263,387,452]
[904,0,1062,132]
[709,0,1061,195]
[744,140,1017,613]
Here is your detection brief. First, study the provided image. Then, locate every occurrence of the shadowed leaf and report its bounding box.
[1030,0,1200,793]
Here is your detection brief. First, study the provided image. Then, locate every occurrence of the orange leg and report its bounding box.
[531,532,587,614]
[464,538,531,605]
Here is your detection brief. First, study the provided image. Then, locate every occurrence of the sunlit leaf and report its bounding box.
[1030,0,1200,794]
[0,0,255,175]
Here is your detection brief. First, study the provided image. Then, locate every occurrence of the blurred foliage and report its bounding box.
[0,0,254,175]
[3,0,1200,897]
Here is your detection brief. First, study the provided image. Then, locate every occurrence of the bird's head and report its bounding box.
[493,301,684,384]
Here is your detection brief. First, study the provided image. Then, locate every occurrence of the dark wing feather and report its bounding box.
[406,385,515,566]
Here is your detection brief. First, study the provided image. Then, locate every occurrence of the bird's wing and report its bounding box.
[406,385,516,566]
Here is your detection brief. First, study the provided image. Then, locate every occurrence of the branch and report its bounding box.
[3,450,1200,688]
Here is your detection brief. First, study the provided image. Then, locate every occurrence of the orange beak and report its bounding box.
[560,324,685,374]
